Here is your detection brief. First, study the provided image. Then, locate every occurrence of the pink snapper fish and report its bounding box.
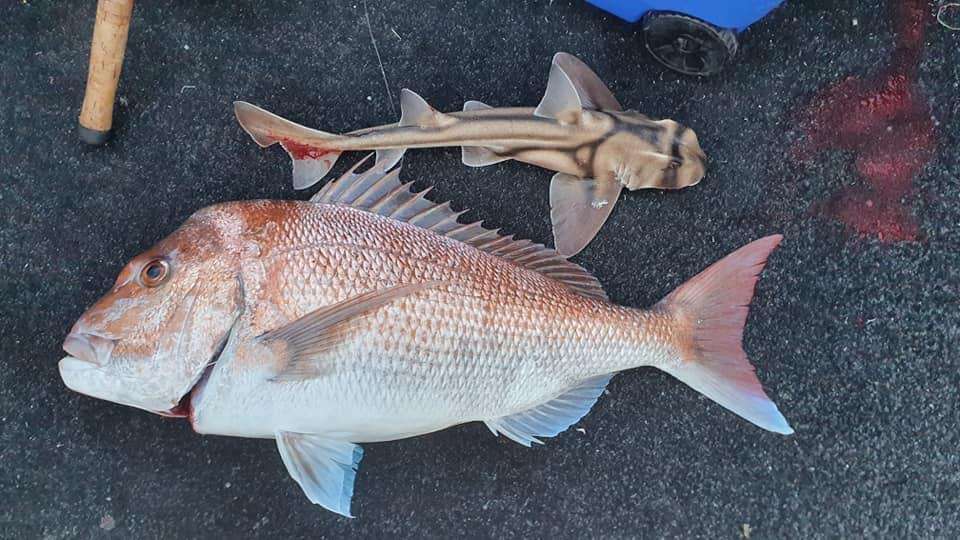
[60,157,790,517]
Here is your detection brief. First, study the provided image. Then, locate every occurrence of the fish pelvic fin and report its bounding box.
[275,431,363,517]
[233,101,342,189]
[461,146,510,167]
[655,235,793,435]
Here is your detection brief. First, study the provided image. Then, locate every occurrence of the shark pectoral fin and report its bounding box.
[259,282,444,381]
[463,100,493,112]
[485,375,612,446]
[233,101,342,190]
[399,88,454,128]
[461,146,510,167]
[551,53,622,111]
[534,58,583,119]
[549,173,623,257]
[276,431,364,517]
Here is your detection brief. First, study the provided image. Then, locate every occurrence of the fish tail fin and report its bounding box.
[654,235,793,435]
[234,101,342,189]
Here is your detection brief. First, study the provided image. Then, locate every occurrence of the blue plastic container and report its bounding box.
[586,0,782,32]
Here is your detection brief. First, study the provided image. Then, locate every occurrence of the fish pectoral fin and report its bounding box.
[275,431,364,517]
[549,173,623,257]
[484,374,612,447]
[461,146,510,167]
[399,88,454,128]
[259,282,444,381]
[463,99,493,112]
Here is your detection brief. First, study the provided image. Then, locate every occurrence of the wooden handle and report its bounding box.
[78,0,135,144]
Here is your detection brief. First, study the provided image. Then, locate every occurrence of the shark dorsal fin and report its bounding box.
[552,53,622,112]
[399,88,452,128]
[535,53,622,119]
[535,59,582,119]
[311,156,608,301]
[463,100,493,112]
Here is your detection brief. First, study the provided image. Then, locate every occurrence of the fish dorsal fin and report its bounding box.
[535,58,582,119]
[552,53,622,112]
[463,100,493,112]
[485,374,612,446]
[311,157,608,301]
[399,88,453,128]
[275,431,364,517]
[535,53,622,119]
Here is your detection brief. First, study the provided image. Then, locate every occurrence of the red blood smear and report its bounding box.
[280,138,334,161]
[792,0,935,242]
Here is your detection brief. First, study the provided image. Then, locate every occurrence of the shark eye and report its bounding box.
[139,258,170,287]
[666,158,682,170]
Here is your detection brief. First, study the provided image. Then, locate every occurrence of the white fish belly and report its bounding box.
[189,303,627,441]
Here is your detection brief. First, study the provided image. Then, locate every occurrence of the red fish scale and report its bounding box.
[228,201,675,418]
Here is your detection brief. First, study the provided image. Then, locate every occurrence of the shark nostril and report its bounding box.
[63,333,115,366]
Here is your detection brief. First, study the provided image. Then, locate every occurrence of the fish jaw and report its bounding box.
[58,356,184,415]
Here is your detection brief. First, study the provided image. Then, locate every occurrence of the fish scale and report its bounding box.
[195,201,669,437]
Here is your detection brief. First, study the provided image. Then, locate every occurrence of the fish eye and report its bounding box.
[666,158,682,170]
[139,258,170,288]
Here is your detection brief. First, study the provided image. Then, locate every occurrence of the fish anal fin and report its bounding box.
[549,173,623,257]
[485,374,612,446]
[462,146,510,167]
[275,431,364,517]
[260,282,443,381]
[315,155,608,301]
[399,89,454,128]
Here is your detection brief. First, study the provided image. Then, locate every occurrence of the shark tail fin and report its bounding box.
[234,101,342,189]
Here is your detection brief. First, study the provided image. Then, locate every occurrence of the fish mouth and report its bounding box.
[63,332,116,366]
